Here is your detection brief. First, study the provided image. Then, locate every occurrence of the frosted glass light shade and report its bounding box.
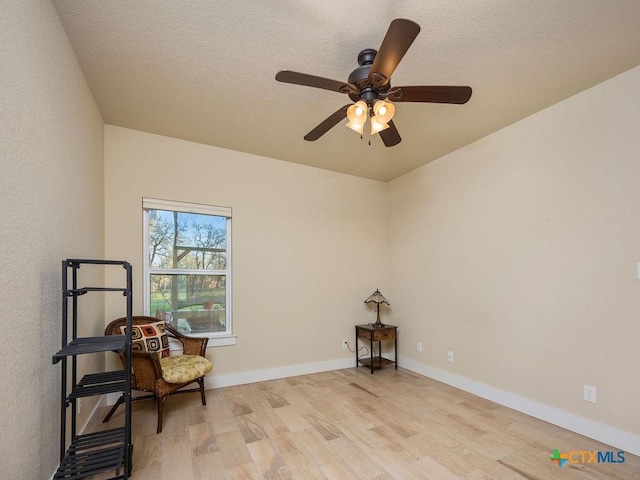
[373,100,395,124]
[346,120,364,134]
[346,100,367,134]
[370,117,389,135]
[347,101,367,123]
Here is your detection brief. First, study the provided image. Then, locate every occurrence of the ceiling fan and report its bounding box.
[275,19,472,147]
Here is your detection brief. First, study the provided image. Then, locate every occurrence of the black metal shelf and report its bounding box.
[54,259,133,479]
[52,335,126,363]
[53,428,126,480]
[68,371,127,400]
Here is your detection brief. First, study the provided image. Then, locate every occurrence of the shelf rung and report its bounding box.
[65,287,129,297]
[78,370,126,386]
[52,336,127,363]
[54,428,127,480]
[69,371,127,400]
[66,258,130,266]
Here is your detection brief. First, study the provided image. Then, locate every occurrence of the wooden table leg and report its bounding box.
[395,335,398,369]
[355,326,358,368]
[370,337,374,374]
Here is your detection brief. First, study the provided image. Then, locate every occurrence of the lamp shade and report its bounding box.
[364,289,390,305]
[346,120,365,134]
[347,101,367,123]
[346,101,367,134]
[370,117,390,135]
[373,100,395,124]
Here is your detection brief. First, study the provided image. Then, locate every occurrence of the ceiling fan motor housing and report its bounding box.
[348,49,390,105]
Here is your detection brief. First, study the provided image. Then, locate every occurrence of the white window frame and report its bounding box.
[142,197,236,347]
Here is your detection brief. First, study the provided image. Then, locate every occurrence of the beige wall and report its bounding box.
[0,0,105,478]
[104,126,389,376]
[389,65,640,438]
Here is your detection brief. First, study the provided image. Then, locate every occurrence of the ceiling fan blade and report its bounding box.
[388,85,472,104]
[276,71,356,95]
[379,120,401,147]
[304,104,351,141]
[368,19,420,88]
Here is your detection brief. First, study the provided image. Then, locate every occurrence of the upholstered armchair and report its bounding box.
[103,315,212,433]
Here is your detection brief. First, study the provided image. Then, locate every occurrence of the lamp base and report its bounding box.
[371,320,385,328]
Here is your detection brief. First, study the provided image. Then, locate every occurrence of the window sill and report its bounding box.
[169,334,236,352]
[206,335,237,347]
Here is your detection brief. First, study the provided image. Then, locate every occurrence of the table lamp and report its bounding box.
[364,289,390,327]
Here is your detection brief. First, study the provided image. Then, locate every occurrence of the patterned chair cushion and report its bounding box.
[120,320,170,358]
[159,354,213,384]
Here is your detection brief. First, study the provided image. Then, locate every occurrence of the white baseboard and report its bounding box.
[398,356,640,457]
[204,357,354,389]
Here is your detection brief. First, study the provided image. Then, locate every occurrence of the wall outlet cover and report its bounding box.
[584,385,596,403]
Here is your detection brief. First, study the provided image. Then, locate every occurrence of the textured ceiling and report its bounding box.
[52,1,640,182]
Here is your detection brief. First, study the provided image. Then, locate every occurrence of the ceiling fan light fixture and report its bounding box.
[370,117,389,135]
[346,120,365,134]
[346,100,368,134]
[347,100,367,123]
[373,100,395,124]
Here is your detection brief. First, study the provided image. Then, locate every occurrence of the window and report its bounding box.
[143,198,234,345]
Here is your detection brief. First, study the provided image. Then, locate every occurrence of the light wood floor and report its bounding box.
[90,367,639,479]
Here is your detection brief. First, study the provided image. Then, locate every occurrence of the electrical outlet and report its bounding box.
[447,351,454,363]
[416,342,423,353]
[342,339,348,349]
[584,385,597,403]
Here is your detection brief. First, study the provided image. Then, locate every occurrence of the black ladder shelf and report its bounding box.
[52,259,133,480]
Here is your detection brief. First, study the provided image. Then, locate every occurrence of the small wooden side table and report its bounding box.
[355,324,398,374]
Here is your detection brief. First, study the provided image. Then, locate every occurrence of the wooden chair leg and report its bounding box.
[103,394,125,423]
[156,396,165,434]
[198,378,207,406]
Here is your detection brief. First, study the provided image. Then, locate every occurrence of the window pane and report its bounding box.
[148,209,227,270]
[150,274,226,333]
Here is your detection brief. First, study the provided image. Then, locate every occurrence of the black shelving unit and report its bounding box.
[52,259,133,480]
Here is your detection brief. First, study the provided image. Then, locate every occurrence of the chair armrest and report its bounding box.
[130,351,164,389]
[165,323,209,356]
